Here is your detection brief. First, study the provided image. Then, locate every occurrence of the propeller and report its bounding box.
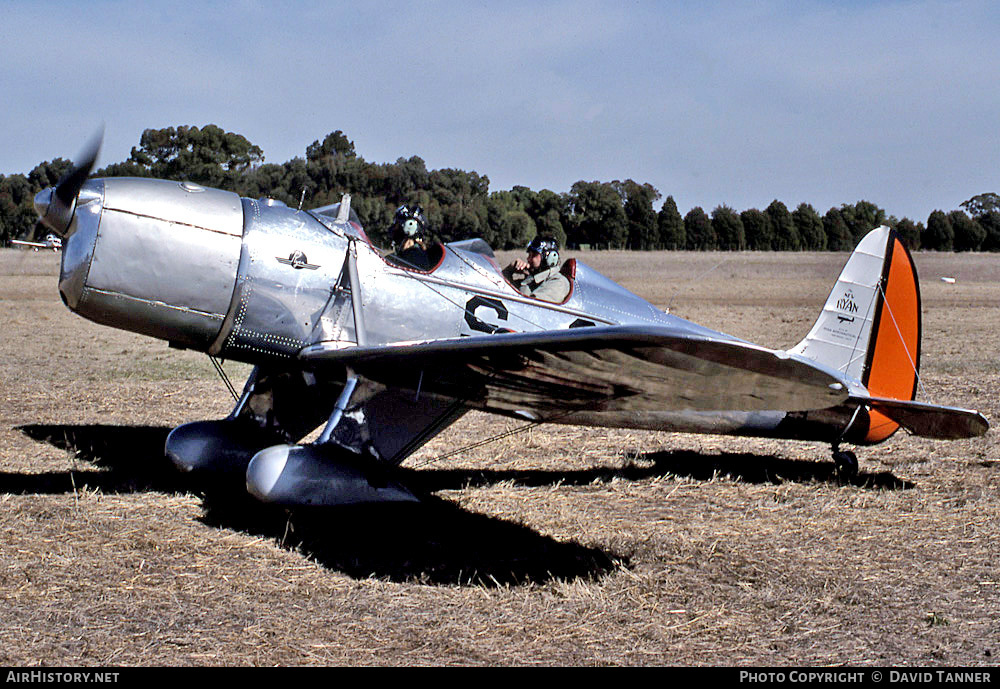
[54,130,102,205]
[34,128,103,236]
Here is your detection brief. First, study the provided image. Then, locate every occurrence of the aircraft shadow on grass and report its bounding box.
[636,449,914,490]
[13,423,620,585]
[12,423,912,584]
[405,449,914,491]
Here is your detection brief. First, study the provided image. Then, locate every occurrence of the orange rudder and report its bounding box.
[861,233,921,442]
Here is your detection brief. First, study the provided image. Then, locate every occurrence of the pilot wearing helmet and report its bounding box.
[503,236,570,303]
[387,205,433,270]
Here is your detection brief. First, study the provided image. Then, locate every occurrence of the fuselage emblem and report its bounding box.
[277,250,320,270]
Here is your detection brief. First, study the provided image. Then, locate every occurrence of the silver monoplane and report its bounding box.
[30,143,988,506]
[11,232,62,251]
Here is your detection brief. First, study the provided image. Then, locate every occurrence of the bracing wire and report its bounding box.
[665,255,730,313]
[409,390,628,469]
[209,355,239,401]
[844,278,882,376]
[408,417,545,468]
[874,281,925,398]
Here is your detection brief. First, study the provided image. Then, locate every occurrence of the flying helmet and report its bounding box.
[527,235,560,268]
[392,205,427,243]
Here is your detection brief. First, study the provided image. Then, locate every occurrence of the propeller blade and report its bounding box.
[34,128,103,236]
[54,128,103,206]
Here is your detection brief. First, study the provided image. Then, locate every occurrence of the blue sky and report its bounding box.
[2,0,998,221]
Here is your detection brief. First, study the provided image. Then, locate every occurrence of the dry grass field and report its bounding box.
[1,247,997,666]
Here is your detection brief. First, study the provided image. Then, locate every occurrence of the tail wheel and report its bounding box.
[833,450,859,480]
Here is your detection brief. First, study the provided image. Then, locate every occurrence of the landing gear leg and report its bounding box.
[831,445,859,480]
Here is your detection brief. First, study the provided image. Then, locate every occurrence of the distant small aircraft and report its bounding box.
[29,138,988,507]
[11,233,62,251]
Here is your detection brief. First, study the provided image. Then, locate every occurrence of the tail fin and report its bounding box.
[789,226,921,442]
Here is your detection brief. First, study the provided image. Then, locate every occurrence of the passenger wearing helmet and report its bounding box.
[503,236,570,303]
[387,205,433,270]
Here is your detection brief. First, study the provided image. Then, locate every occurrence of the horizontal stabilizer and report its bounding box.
[851,395,988,440]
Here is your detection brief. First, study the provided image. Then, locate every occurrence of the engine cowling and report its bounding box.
[58,177,244,350]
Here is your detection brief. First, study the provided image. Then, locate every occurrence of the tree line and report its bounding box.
[2,124,998,252]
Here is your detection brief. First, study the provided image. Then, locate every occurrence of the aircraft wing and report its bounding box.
[299,326,850,416]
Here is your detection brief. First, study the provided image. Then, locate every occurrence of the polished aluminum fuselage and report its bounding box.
[59,177,860,443]
[62,177,728,356]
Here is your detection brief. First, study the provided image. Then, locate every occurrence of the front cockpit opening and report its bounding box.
[379,204,445,273]
[384,243,445,272]
[311,198,575,302]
